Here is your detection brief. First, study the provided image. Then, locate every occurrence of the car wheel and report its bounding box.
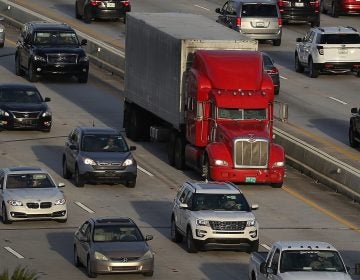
[63,158,73,179]
[167,131,177,166]
[143,271,154,277]
[273,39,281,46]
[349,127,359,148]
[186,228,198,253]
[78,74,88,83]
[126,180,136,188]
[174,135,186,170]
[2,203,11,224]
[75,2,82,19]
[84,7,92,23]
[331,2,339,17]
[15,55,24,76]
[87,257,97,278]
[271,182,283,188]
[75,166,85,187]
[74,246,81,267]
[247,240,259,253]
[295,53,304,73]
[171,217,183,243]
[309,58,319,78]
[28,61,38,82]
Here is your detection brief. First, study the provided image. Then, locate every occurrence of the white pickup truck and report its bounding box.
[249,241,359,280]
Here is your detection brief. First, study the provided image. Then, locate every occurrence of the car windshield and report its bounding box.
[0,88,42,103]
[218,108,267,120]
[241,4,278,17]
[81,134,129,152]
[319,34,360,44]
[280,250,346,273]
[34,31,79,46]
[192,193,251,211]
[93,225,144,242]
[6,173,56,189]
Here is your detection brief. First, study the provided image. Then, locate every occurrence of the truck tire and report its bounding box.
[171,217,183,243]
[15,55,24,76]
[308,58,319,78]
[75,2,82,19]
[174,135,186,170]
[295,53,304,73]
[349,127,359,148]
[186,228,198,253]
[273,39,281,46]
[320,0,327,13]
[331,2,339,17]
[167,131,177,166]
[271,182,283,188]
[202,156,212,180]
[128,107,141,141]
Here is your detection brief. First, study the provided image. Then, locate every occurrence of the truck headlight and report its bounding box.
[196,219,209,227]
[7,200,23,206]
[33,55,46,62]
[54,198,66,205]
[0,109,9,116]
[94,251,108,261]
[83,158,96,165]
[272,161,285,168]
[246,219,256,227]
[42,111,52,117]
[214,159,228,166]
[122,158,134,166]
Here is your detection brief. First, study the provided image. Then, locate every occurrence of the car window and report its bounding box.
[6,173,56,189]
[262,54,273,67]
[270,249,281,272]
[93,225,144,242]
[319,33,360,44]
[34,31,79,46]
[81,134,129,152]
[0,88,43,103]
[192,193,251,211]
[241,4,278,17]
[80,221,90,235]
[179,188,190,203]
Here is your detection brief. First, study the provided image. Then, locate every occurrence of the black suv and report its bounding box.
[15,21,89,83]
[349,107,360,148]
[278,0,320,27]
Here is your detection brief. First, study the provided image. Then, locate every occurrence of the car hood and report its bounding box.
[280,272,352,280]
[93,242,149,258]
[192,210,255,221]
[5,188,63,201]
[34,47,86,56]
[0,102,47,112]
[80,151,132,161]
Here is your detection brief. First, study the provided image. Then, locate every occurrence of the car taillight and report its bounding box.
[236,17,241,27]
[317,46,324,55]
[90,0,101,6]
[310,0,320,11]
[277,0,290,11]
[121,0,130,6]
[267,67,279,75]
[278,18,282,27]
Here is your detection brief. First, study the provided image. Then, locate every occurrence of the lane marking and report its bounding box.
[194,4,210,11]
[75,202,95,213]
[328,96,347,105]
[280,75,288,80]
[261,243,271,251]
[4,247,24,259]
[283,186,360,233]
[138,166,154,177]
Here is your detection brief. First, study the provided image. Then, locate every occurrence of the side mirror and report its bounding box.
[79,235,88,242]
[44,97,51,102]
[296,37,302,42]
[69,144,77,150]
[260,262,267,274]
[351,107,358,114]
[215,8,221,13]
[58,182,65,188]
[179,203,188,209]
[266,267,275,275]
[145,235,153,241]
[80,39,87,46]
[251,204,259,210]
[129,146,136,151]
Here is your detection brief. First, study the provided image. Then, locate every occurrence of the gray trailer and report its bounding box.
[124,12,258,140]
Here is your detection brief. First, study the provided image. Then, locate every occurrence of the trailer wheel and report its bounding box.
[174,135,186,170]
[128,107,141,141]
[167,131,177,166]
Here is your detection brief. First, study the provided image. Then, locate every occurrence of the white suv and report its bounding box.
[170,181,259,253]
[295,26,360,78]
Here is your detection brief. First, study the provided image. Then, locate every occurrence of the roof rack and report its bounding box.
[346,26,358,32]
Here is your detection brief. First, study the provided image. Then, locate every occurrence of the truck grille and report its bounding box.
[234,138,268,168]
[47,54,78,64]
[209,221,246,231]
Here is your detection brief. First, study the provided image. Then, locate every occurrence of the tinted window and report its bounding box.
[6,173,56,189]
[93,225,143,242]
[218,108,267,120]
[192,193,250,211]
[81,134,129,152]
[262,54,274,67]
[0,88,42,103]
[34,31,79,46]
[241,4,278,17]
[319,34,360,44]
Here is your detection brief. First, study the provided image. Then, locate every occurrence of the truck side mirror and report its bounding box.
[266,267,275,275]
[215,8,221,13]
[296,37,302,42]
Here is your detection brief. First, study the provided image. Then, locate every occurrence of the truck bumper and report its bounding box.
[210,166,284,184]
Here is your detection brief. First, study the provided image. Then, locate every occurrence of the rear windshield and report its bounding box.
[319,34,360,44]
[241,4,278,17]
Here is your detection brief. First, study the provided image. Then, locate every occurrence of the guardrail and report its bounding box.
[1,0,359,203]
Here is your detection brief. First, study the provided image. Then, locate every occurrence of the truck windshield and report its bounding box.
[280,250,346,273]
[218,108,266,120]
[192,193,250,211]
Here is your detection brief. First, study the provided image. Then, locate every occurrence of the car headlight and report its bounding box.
[122,158,134,166]
[83,158,96,165]
[246,219,256,227]
[42,111,52,117]
[196,219,209,227]
[7,200,23,206]
[214,159,228,166]
[140,250,153,260]
[79,56,89,62]
[272,161,285,168]
[54,198,66,205]
[33,55,46,62]
[94,251,108,261]
[0,109,10,117]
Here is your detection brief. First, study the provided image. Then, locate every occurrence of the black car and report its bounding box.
[0,84,52,132]
[277,0,320,27]
[75,0,131,23]
[262,53,280,95]
[15,21,89,83]
[349,107,360,148]
[62,126,137,187]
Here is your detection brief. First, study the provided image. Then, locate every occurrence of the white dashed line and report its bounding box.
[138,166,154,177]
[280,75,288,80]
[261,243,271,251]
[194,4,210,11]
[328,96,347,105]
[4,247,24,259]
[75,202,95,213]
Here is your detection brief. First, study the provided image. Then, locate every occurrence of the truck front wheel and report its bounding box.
[202,156,212,180]
[174,136,186,170]
[167,131,176,166]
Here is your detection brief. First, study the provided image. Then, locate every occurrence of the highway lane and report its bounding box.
[1,34,360,279]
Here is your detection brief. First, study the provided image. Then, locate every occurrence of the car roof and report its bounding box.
[2,166,47,174]
[92,217,136,226]
[28,21,74,32]
[315,26,359,34]
[0,83,39,90]
[77,126,121,135]
[274,241,337,251]
[186,181,242,194]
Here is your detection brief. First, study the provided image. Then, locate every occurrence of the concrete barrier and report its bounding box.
[1,0,359,203]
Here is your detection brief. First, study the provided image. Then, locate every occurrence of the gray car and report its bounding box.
[0,17,5,48]
[216,0,282,46]
[62,126,137,188]
[0,166,67,224]
[73,217,154,278]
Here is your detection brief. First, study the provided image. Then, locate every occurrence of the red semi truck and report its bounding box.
[124,13,285,187]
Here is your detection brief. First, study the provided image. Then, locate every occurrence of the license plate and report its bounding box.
[256,22,265,27]
[294,2,304,7]
[245,177,256,183]
[338,49,348,54]
[107,2,115,7]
